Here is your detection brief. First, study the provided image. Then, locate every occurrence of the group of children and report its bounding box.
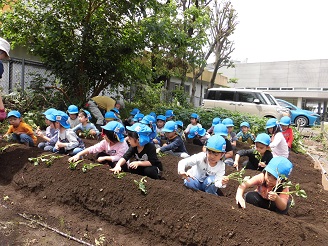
[1,104,296,214]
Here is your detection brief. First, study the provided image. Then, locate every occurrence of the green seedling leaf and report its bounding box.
[134,176,148,195]
[113,172,127,179]
[82,163,102,173]
[0,143,19,153]
[68,159,83,170]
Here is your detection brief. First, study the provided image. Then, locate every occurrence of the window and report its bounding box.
[218,91,235,101]
[237,92,256,103]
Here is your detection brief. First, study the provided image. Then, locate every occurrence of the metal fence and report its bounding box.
[0,58,52,93]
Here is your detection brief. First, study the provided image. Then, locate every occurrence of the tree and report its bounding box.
[0,0,156,104]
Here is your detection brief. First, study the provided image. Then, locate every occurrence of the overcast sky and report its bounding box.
[229,0,328,63]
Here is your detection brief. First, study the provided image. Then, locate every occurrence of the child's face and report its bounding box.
[156,120,165,128]
[267,127,273,134]
[45,118,51,126]
[264,171,277,187]
[8,116,21,127]
[190,118,197,124]
[255,142,269,155]
[54,122,61,129]
[69,114,78,120]
[165,131,175,139]
[127,135,139,147]
[241,126,249,133]
[227,126,234,133]
[281,125,288,131]
[206,149,224,165]
[78,113,88,123]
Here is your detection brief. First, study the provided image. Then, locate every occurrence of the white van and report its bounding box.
[202,88,289,119]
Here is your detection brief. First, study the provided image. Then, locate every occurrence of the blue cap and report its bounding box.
[105,111,118,120]
[140,115,156,125]
[7,110,21,118]
[188,126,206,138]
[54,110,70,129]
[162,121,178,132]
[213,124,228,136]
[110,108,120,114]
[67,105,78,114]
[45,110,58,122]
[240,122,250,128]
[149,112,157,119]
[133,113,144,122]
[212,117,221,126]
[101,121,125,142]
[130,108,140,116]
[156,115,166,121]
[206,135,226,152]
[222,118,234,127]
[165,109,175,118]
[266,118,278,128]
[190,113,199,120]
[43,108,57,116]
[82,110,92,120]
[126,123,152,146]
[280,116,291,126]
[264,157,293,179]
[254,133,271,146]
[175,120,183,128]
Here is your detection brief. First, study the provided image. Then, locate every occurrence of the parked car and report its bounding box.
[202,88,290,119]
[276,99,320,127]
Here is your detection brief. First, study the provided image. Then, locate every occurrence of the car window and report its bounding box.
[277,100,296,110]
[237,92,257,103]
[264,93,277,105]
[206,90,235,101]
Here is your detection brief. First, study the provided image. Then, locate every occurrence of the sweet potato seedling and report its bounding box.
[0,143,19,153]
[113,172,127,179]
[68,159,84,170]
[227,167,250,185]
[134,176,148,195]
[28,154,63,167]
[81,163,102,173]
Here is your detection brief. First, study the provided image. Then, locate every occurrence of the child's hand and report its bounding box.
[222,176,229,185]
[97,156,109,163]
[110,165,121,174]
[236,195,246,208]
[89,129,97,135]
[233,161,239,170]
[156,148,161,154]
[68,155,80,163]
[268,191,278,201]
[35,129,43,137]
[56,142,66,148]
[129,161,139,169]
[258,162,266,168]
[179,172,193,182]
[153,139,159,144]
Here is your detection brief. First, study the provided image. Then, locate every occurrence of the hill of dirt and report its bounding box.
[1,138,328,245]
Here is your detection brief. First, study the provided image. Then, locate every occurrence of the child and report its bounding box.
[53,110,85,155]
[233,133,273,171]
[153,115,166,147]
[235,156,293,214]
[156,121,189,158]
[36,108,58,152]
[140,115,157,141]
[132,113,144,123]
[68,121,129,167]
[280,116,294,149]
[222,118,237,149]
[72,110,100,138]
[184,113,202,135]
[67,105,80,128]
[124,108,140,127]
[110,108,122,124]
[0,37,10,121]
[266,118,289,158]
[110,123,163,179]
[236,122,255,145]
[188,125,210,146]
[3,110,37,147]
[165,109,175,121]
[207,117,221,135]
[175,120,186,141]
[178,134,229,196]
[104,111,118,123]
[213,124,234,166]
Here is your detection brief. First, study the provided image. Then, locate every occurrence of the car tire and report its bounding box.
[295,116,309,127]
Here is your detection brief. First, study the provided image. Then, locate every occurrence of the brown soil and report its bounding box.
[0,138,328,245]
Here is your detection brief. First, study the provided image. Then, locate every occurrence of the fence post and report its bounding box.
[21,59,25,91]
[8,60,14,93]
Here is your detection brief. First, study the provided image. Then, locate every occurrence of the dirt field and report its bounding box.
[1,137,328,245]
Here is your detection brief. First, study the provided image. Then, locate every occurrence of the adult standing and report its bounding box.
[0,37,10,121]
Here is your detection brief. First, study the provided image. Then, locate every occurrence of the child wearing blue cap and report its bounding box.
[207,117,221,135]
[236,122,255,145]
[233,133,273,171]
[222,118,237,149]
[53,110,85,155]
[3,110,37,146]
[153,115,166,148]
[124,108,140,127]
[140,115,157,142]
[104,111,118,123]
[213,124,234,166]
[280,116,294,149]
[36,108,58,151]
[72,110,99,138]
[110,123,163,179]
[69,121,129,167]
[266,118,289,158]
[156,121,189,158]
[184,113,202,135]
[165,109,175,121]
[67,105,80,128]
[188,125,210,146]
[178,135,229,195]
[235,157,293,214]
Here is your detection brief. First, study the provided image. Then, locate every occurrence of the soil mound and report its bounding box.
[1,139,328,245]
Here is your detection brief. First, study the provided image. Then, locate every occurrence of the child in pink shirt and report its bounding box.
[280,116,294,149]
[68,121,128,167]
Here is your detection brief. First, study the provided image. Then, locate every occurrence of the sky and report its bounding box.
[229,0,328,63]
